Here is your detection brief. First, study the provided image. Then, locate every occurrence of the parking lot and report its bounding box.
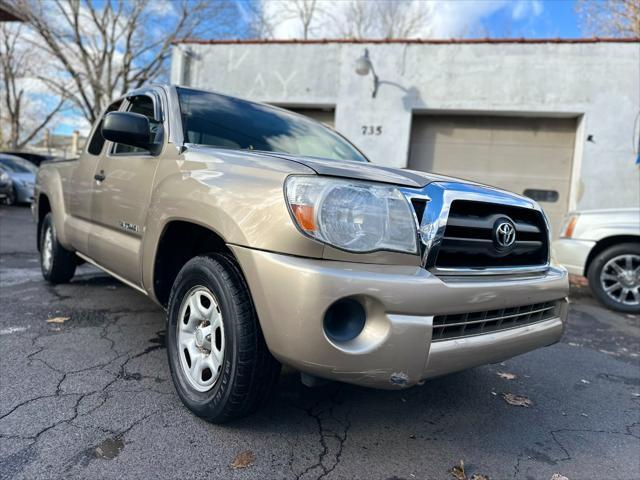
[0,204,638,480]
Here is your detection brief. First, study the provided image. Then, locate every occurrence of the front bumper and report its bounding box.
[232,245,569,389]
[552,238,596,276]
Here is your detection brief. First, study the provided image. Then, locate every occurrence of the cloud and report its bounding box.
[512,0,544,21]
[427,0,508,37]
[55,110,92,137]
[145,0,178,18]
[261,0,524,39]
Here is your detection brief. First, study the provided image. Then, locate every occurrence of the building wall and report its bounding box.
[171,41,640,212]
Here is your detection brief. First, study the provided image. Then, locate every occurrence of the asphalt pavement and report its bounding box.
[0,205,638,480]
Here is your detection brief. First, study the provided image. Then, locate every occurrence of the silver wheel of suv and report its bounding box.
[600,254,640,307]
[176,286,226,392]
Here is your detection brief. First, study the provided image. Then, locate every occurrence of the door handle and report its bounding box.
[94,171,106,182]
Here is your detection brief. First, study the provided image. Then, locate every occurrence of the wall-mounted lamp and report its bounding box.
[355,49,379,98]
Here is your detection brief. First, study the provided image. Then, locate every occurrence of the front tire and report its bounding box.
[2,186,16,206]
[39,212,76,284]
[166,254,281,423]
[587,243,640,313]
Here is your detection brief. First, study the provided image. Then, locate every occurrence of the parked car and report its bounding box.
[0,153,36,205]
[34,84,569,422]
[554,209,640,313]
[0,151,55,167]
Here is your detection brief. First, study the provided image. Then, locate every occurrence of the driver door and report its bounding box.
[88,93,163,287]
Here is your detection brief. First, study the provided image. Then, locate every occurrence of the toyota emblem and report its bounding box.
[494,220,516,249]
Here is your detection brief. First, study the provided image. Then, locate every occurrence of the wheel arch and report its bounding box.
[584,235,640,276]
[151,220,237,307]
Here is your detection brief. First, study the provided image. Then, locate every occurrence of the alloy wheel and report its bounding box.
[599,254,640,307]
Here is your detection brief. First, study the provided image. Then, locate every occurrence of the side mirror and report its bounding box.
[101,112,153,152]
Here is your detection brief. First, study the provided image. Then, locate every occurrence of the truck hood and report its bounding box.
[185,145,467,189]
[253,152,460,188]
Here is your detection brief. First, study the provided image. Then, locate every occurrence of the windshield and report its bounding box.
[177,87,368,162]
[0,155,36,174]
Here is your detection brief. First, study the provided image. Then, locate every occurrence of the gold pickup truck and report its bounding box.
[34,84,569,422]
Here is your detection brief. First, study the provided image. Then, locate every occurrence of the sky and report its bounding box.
[245,0,584,41]
[476,0,582,38]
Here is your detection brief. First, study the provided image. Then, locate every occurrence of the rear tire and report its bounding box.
[166,253,281,423]
[39,212,76,284]
[587,243,640,314]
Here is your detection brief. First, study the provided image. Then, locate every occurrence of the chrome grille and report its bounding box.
[404,182,551,276]
[434,200,549,269]
[432,301,559,342]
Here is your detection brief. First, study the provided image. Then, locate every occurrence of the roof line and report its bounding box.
[174,37,640,46]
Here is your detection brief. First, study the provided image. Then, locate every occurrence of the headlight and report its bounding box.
[560,214,579,238]
[285,176,418,254]
[0,172,8,183]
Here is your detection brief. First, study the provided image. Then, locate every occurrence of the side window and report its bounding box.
[87,100,122,156]
[113,95,158,155]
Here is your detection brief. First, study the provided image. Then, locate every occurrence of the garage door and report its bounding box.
[283,107,335,128]
[409,115,576,237]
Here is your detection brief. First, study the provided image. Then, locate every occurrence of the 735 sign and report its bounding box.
[361,125,382,136]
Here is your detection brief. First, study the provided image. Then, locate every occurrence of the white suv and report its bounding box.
[553,208,640,313]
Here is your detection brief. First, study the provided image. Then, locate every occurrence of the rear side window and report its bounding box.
[87,100,122,155]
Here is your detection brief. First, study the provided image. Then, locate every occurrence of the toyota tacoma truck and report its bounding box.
[34,84,569,422]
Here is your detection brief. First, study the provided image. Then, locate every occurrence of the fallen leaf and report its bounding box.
[550,474,569,480]
[230,450,255,470]
[450,459,467,480]
[470,475,489,480]
[46,316,70,324]
[497,372,517,380]
[502,393,532,407]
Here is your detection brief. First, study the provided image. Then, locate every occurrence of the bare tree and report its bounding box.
[373,0,431,39]
[244,0,277,39]
[0,23,64,150]
[1,0,235,125]
[576,0,640,37]
[315,0,432,40]
[334,1,375,39]
[281,0,320,40]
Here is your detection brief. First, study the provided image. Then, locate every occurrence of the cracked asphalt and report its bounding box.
[1,205,639,480]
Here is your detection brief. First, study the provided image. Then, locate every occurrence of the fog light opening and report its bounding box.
[323,298,366,343]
